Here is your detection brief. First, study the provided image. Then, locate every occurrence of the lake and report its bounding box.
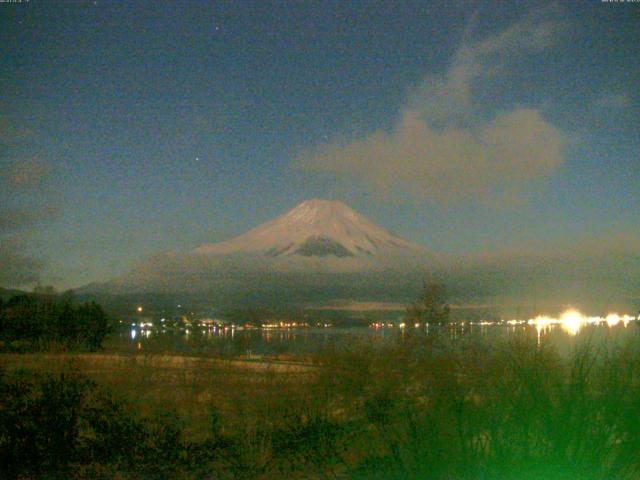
[107,318,640,358]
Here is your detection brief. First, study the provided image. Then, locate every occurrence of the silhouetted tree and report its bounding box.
[76,301,110,351]
[0,294,110,350]
[406,280,450,325]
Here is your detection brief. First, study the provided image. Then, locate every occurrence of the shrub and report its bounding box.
[0,368,190,479]
[0,295,111,351]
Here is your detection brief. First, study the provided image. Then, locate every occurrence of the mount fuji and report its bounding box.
[75,199,639,311]
[80,199,434,304]
[193,199,427,259]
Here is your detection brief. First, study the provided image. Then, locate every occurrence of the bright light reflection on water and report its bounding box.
[118,310,638,357]
[527,309,635,338]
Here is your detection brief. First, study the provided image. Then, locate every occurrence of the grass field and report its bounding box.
[2,328,640,479]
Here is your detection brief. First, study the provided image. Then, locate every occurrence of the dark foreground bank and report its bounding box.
[2,330,640,479]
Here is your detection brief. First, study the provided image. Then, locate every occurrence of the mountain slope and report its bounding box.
[76,199,640,311]
[78,199,434,303]
[193,199,427,258]
[0,287,28,301]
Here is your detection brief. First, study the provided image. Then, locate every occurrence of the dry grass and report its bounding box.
[0,352,315,441]
[3,328,640,479]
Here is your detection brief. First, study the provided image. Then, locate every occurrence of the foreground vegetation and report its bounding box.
[0,294,110,351]
[2,328,640,479]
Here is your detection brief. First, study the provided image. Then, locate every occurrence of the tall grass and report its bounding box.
[2,329,640,479]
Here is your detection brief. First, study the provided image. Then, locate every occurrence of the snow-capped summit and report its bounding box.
[78,199,432,299]
[193,199,425,258]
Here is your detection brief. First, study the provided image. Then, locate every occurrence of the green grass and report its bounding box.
[2,329,640,479]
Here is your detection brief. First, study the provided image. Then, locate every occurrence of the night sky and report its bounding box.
[1,0,639,289]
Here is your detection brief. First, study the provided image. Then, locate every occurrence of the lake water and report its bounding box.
[107,320,640,358]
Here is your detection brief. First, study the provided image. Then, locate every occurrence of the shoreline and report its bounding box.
[0,351,317,374]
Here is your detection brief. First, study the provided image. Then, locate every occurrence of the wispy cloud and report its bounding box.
[0,235,43,287]
[593,93,630,109]
[297,8,567,205]
[0,115,56,288]
[0,206,58,234]
[1,158,51,191]
[0,113,31,146]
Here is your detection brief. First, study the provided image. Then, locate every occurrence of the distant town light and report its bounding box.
[527,309,633,337]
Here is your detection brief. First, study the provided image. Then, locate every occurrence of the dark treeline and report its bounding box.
[0,294,110,351]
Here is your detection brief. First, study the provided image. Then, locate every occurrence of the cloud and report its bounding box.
[0,177,52,287]
[0,113,31,146]
[409,8,559,128]
[0,235,43,287]
[0,195,53,287]
[1,159,51,191]
[301,108,564,204]
[593,93,630,109]
[0,206,58,234]
[0,124,56,287]
[296,9,567,204]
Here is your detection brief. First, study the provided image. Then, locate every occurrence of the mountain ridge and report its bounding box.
[192,199,428,258]
[76,199,434,303]
[74,199,640,312]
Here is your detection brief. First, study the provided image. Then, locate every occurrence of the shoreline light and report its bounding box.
[527,309,634,336]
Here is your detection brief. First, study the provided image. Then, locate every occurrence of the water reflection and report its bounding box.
[528,309,635,339]
[119,311,637,357]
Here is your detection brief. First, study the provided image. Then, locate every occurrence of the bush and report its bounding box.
[0,367,191,479]
[2,332,640,478]
[336,336,640,479]
[0,294,110,351]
